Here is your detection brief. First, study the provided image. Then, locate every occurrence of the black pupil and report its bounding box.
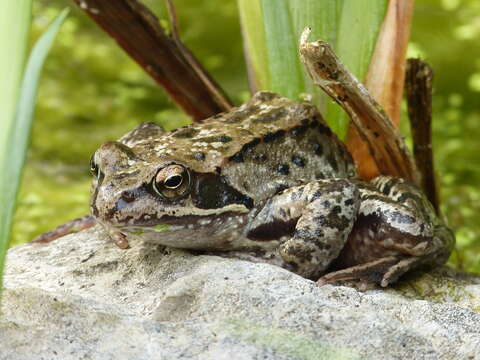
[164,175,183,188]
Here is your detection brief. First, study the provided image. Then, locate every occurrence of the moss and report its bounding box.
[222,318,359,360]
[392,268,476,306]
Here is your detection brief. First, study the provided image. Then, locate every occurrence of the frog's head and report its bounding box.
[89,138,252,248]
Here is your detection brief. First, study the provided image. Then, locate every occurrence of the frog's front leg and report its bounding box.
[247,179,360,279]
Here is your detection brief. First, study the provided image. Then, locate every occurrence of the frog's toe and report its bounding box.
[316,256,405,287]
[380,256,423,287]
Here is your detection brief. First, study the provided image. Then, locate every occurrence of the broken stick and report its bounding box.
[299,28,419,184]
[73,0,232,120]
[405,59,439,212]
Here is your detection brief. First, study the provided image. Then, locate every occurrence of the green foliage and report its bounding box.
[0,1,31,147]
[238,0,387,136]
[10,0,480,275]
[1,8,68,289]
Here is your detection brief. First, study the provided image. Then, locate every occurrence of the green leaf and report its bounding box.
[237,0,388,136]
[328,0,388,136]
[0,8,69,294]
[261,0,305,99]
[238,0,270,91]
[0,1,32,159]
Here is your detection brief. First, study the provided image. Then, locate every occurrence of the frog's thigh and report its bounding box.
[372,175,453,258]
[278,179,360,279]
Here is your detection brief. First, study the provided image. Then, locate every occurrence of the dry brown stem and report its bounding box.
[299,29,419,183]
[405,58,439,212]
[72,0,232,121]
[345,0,414,179]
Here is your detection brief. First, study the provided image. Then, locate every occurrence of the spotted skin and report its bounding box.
[274,180,359,279]
[320,176,455,286]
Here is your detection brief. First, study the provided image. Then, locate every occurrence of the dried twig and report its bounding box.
[73,0,232,120]
[405,58,439,212]
[163,0,233,116]
[299,28,419,183]
[165,0,181,42]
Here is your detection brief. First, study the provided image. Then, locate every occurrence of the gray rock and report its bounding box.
[1,225,480,360]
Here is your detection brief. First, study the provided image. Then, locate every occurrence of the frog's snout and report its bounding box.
[90,141,140,223]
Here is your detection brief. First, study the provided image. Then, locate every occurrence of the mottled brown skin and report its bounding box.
[58,92,455,286]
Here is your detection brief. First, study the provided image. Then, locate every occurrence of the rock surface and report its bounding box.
[1,225,480,360]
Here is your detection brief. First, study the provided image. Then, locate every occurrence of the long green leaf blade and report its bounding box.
[238,0,270,92]
[0,1,32,156]
[328,0,388,135]
[261,0,305,100]
[0,8,69,293]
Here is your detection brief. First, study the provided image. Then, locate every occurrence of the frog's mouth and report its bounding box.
[117,211,245,233]
[104,211,250,249]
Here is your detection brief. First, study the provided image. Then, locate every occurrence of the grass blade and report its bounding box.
[261,0,305,100]
[328,0,388,135]
[0,1,32,158]
[346,0,414,180]
[238,0,270,92]
[0,8,69,293]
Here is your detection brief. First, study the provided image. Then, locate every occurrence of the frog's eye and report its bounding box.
[90,155,100,178]
[153,164,190,198]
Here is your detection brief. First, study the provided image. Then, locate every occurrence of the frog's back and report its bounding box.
[121,91,356,202]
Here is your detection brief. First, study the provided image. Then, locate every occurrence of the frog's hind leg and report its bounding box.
[382,223,455,286]
[318,176,455,287]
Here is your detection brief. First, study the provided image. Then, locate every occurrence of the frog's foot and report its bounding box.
[32,215,96,244]
[275,179,360,279]
[317,255,423,287]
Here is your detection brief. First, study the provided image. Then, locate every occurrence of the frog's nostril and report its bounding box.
[121,190,136,203]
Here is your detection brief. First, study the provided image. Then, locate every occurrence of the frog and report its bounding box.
[89,91,454,287]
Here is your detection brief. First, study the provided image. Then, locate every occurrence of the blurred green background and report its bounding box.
[12,0,480,273]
